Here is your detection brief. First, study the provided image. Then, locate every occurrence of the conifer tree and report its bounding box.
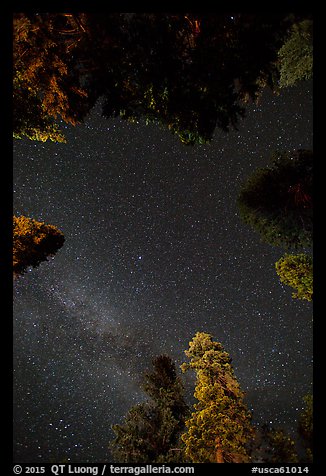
[180,332,255,463]
[13,13,90,142]
[258,425,299,463]
[14,13,301,145]
[248,395,313,463]
[110,355,189,463]
[298,394,313,462]
[237,149,313,250]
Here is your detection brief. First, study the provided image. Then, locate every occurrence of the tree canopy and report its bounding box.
[110,355,189,463]
[278,19,313,88]
[180,332,255,463]
[237,149,313,250]
[13,12,302,145]
[249,394,313,463]
[254,425,299,463]
[275,253,313,301]
[13,13,92,142]
[13,215,65,278]
[298,394,313,462]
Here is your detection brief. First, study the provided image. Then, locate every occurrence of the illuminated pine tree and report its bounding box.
[181,332,255,463]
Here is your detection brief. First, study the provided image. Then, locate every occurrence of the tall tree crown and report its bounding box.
[181,332,255,463]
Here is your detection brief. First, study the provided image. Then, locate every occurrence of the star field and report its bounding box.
[13,81,313,463]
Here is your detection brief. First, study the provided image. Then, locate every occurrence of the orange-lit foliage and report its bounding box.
[13,215,65,278]
[13,13,89,141]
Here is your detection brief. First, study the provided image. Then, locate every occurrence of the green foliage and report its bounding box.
[278,19,313,87]
[275,254,313,301]
[13,215,65,278]
[110,355,189,463]
[181,332,255,463]
[237,149,313,250]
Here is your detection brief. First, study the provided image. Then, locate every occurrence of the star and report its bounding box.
[13,77,313,463]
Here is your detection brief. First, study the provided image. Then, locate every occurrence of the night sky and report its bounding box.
[13,80,313,463]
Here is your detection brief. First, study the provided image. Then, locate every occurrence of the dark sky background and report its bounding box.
[13,80,313,463]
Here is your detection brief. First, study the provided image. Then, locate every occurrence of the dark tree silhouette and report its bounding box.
[14,12,299,145]
[237,149,313,250]
[249,394,313,464]
[110,355,189,463]
[250,424,299,463]
[298,394,313,462]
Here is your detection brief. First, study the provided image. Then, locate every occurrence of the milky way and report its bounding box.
[13,81,313,463]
